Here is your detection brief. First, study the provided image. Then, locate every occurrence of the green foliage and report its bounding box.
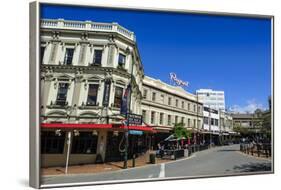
[172,122,192,139]
[233,124,249,135]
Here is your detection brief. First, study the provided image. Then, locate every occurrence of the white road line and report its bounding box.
[159,163,165,178]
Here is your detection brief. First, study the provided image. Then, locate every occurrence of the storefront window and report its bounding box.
[71,132,98,154]
[41,131,66,154]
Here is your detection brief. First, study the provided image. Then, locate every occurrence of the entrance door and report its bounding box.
[105,131,124,162]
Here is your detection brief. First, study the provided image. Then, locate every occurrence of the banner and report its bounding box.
[120,84,131,115]
[102,78,111,107]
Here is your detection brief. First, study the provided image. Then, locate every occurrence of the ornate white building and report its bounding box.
[40,19,147,167]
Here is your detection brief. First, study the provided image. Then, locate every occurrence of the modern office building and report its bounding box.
[196,89,225,111]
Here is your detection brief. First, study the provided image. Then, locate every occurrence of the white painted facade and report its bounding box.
[40,19,144,166]
[196,89,225,111]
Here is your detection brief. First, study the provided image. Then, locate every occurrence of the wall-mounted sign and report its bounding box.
[127,113,142,125]
[102,78,111,107]
[170,72,189,87]
[129,130,143,135]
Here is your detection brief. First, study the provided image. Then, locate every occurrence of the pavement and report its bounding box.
[41,144,272,187]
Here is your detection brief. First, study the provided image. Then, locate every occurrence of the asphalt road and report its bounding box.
[41,144,272,187]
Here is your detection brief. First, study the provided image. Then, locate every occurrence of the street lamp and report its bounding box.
[65,105,76,174]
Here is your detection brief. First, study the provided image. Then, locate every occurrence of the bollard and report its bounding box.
[132,154,136,167]
[257,144,260,157]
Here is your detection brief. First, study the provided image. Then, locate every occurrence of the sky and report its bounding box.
[41,4,272,113]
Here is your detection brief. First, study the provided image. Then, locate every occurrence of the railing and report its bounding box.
[240,143,271,158]
[41,19,135,41]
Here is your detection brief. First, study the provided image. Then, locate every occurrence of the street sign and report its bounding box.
[127,113,142,125]
[129,130,143,135]
[102,79,111,107]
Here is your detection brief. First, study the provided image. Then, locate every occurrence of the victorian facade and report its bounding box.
[40,19,148,167]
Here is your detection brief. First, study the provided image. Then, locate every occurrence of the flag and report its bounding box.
[120,84,131,115]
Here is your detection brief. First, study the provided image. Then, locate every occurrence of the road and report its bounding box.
[41,144,272,187]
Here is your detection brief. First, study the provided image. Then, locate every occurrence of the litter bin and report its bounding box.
[149,153,156,164]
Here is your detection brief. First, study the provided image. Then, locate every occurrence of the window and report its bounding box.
[188,118,191,127]
[204,117,209,125]
[193,104,196,112]
[143,89,148,99]
[87,84,99,106]
[152,92,156,101]
[168,115,171,126]
[188,103,190,111]
[118,53,126,68]
[198,105,201,113]
[175,116,178,124]
[64,48,74,65]
[215,119,218,126]
[176,99,178,107]
[114,86,123,108]
[160,94,165,103]
[211,118,214,125]
[181,101,184,109]
[160,113,164,125]
[40,46,45,64]
[198,120,201,128]
[168,97,172,105]
[142,110,147,123]
[194,119,196,127]
[181,117,184,124]
[56,83,69,106]
[151,111,155,124]
[41,131,66,154]
[71,132,98,154]
[93,50,102,65]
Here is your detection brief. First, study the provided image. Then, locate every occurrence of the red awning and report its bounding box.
[41,123,155,132]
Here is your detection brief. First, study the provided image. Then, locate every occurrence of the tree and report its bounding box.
[233,124,249,136]
[172,122,192,139]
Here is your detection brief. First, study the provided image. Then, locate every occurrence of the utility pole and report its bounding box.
[124,55,134,169]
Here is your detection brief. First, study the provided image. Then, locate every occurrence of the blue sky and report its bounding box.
[41,4,272,113]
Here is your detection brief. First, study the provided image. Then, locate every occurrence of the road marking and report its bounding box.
[148,174,153,178]
[159,163,165,178]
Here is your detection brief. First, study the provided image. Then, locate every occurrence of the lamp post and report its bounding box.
[65,105,76,174]
[123,53,134,169]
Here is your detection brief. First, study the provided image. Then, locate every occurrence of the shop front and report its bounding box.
[41,123,154,167]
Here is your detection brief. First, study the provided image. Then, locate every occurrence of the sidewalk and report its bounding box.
[42,153,171,176]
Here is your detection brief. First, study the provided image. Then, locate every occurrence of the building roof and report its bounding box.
[143,76,202,103]
[41,18,136,42]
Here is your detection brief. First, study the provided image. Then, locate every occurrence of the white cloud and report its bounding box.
[229,99,265,113]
